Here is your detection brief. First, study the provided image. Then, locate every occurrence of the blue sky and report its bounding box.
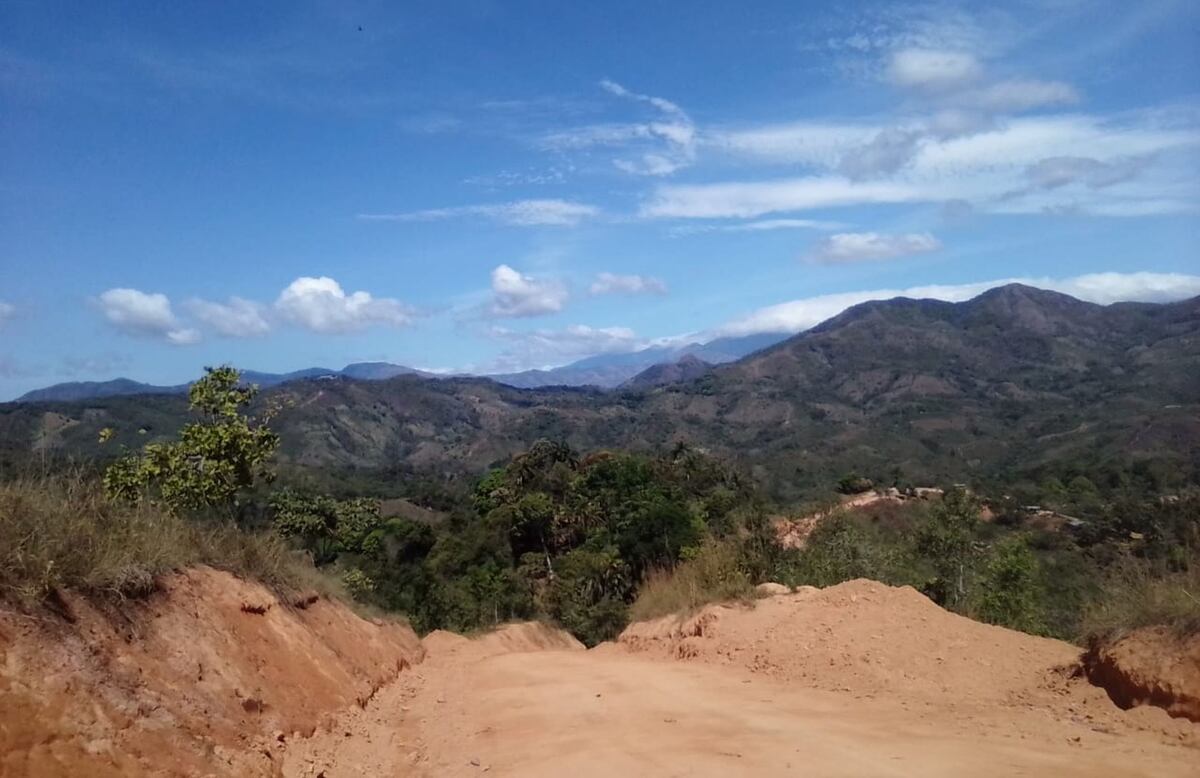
[1,0,1199,399]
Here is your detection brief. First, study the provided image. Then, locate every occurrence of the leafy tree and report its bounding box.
[975,536,1045,634]
[268,489,385,565]
[915,487,981,609]
[837,472,874,495]
[103,366,279,516]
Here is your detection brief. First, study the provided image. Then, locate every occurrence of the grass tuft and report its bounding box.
[0,471,336,605]
[1079,552,1200,641]
[629,540,754,623]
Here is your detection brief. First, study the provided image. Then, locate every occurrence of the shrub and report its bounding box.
[974,535,1046,634]
[629,540,753,623]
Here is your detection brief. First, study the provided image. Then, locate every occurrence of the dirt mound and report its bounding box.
[0,566,423,777]
[1084,627,1200,722]
[620,579,1080,702]
[423,622,584,661]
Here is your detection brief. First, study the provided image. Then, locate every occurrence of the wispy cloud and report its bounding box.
[809,232,942,264]
[589,272,667,296]
[0,301,15,327]
[185,297,272,338]
[359,199,599,226]
[541,80,696,176]
[641,177,920,219]
[486,323,645,372]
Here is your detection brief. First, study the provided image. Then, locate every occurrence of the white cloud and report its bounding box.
[646,113,1200,219]
[970,79,1080,112]
[95,288,200,345]
[543,80,696,177]
[275,277,414,334]
[487,323,645,371]
[810,232,942,264]
[1023,155,1147,191]
[589,272,667,296]
[887,48,982,90]
[0,301,14,326]
[185,296,271,338]
[714,272,1200,337]
[359,199,599,227]
[669,217,848,236]
[641,176,920,219]
[489,264,569,318]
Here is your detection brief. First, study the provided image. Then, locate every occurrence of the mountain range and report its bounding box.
[4,284,1197,501]
[14,333,787,403]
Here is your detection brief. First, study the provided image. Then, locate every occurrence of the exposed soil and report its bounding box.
[0,566,423,777]
[3,573,1198,777]
[1084,627,1200,722]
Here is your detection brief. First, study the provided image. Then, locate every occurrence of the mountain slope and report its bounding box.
[621,354,711,390]
[487,331,788,388]
[5,285,1198,499]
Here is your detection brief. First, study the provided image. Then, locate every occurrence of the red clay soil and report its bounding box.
[4,573,1199,777]
[1085,627,1200,722]
[0,566,423,777]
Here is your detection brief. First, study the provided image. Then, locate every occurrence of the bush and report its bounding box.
[629,540,753,623]
[974,535,1046,634]
[0,472,327,604]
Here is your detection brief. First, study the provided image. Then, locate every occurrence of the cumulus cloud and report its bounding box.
[487,323,645,371]
[489,264,569,318]
[589,272,667,296]
[810,232,942,264]
[275,277,414,334]
[714,272,1200,337]
[887,48,982,90]
[185,297,271,338]
[359,199,599,227]
[95,288,200,345]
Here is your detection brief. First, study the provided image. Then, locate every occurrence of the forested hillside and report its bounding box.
[3,285,1197,502]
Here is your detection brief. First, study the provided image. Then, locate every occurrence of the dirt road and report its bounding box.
[285,634,1199,777]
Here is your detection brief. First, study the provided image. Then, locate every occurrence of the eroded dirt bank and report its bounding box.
[3,575,1198,777]
[0,566,423,777]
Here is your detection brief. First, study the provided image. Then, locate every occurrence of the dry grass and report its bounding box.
[0,472,334,604]
[1080,552,1200,641]
[629,540,754,623]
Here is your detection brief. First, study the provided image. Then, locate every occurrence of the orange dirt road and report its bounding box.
[286,641,1199,778]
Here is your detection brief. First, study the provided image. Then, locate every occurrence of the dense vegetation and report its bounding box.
[2,345,1197,649]
[769,486,1199,642]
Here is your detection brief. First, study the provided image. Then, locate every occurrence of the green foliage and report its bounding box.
[268,489,385,565]
[103,366,279,516]
[836,473,874,495]
[974,536,1045,634]
[915,487,980,609]
[342,440,763,643]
